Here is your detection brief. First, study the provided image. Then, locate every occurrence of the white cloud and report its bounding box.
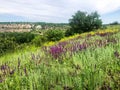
[0,0,120,22]
[95,0,120,14]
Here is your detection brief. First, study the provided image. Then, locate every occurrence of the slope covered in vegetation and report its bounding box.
[0,28,120,90]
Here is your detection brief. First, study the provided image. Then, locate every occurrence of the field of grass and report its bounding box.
[0,28,120,90]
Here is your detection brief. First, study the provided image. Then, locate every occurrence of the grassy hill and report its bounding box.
[0,28,120,90]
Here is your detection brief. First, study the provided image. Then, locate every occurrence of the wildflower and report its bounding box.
[0,79,3,83]
[1,65,7,70]
[49,45,64,59]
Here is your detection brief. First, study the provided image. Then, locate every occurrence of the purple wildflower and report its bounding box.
[49,45,64,59]
[0,79,3,83]
[1,65,7,70]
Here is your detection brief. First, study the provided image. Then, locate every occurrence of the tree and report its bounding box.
[110,21,119,25]
[69,11,102,34]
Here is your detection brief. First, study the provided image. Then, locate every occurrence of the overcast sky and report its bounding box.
[0,0,120,24]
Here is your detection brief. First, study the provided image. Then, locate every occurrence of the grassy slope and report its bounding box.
[0,29,120,90]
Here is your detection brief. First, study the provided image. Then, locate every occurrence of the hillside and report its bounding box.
[0,28,120,90]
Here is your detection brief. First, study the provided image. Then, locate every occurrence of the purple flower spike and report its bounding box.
[49,45,64,59]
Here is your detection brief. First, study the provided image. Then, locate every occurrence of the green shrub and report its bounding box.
[65,29,74,36]
[45,30,64,41]
[0,37,18,55]
[0,32,35,44]
[101,25,107,30]
[0,32,35,56]
[32,35,47,46]
[12,32,35,44]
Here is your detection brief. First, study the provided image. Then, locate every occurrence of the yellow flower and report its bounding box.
[43,28,119,47]
[90,31,95,35]
[44,41,55,46]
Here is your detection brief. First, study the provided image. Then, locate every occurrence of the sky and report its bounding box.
[0,0,120,24]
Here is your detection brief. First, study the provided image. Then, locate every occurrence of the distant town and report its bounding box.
[0,22,69,32]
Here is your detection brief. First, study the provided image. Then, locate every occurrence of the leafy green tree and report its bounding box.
[110,21,119,25]
[69,11,102,34]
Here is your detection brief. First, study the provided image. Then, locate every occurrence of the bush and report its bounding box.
[65,29,74,36]
[101,25,107,30]
[0,32,35,56]
[0,32,35,44]
[0,37,18,55]
[45,30,64,41]
[12,32,35,44]
[32,35,47,46]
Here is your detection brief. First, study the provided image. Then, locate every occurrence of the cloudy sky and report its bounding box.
[0,0,120,24]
